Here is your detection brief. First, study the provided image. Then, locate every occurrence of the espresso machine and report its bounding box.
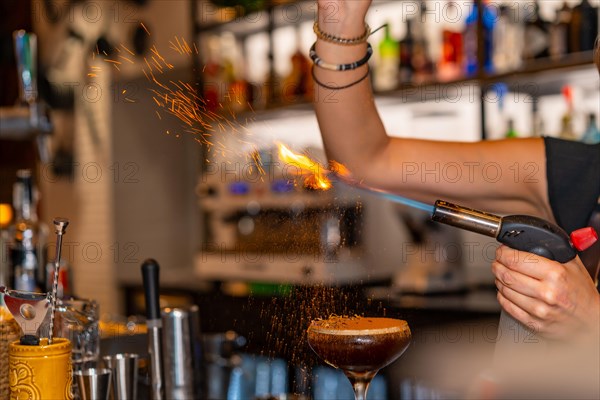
[194,145,415,285]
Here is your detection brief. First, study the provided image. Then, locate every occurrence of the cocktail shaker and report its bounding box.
[161,306,203,399]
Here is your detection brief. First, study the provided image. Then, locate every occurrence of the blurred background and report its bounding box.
[0,1,598,398]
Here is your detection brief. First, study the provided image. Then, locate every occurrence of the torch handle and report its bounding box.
[497,215,577,263]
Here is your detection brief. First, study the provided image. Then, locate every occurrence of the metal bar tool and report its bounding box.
[142,258,164,399]
[48,217,69,344]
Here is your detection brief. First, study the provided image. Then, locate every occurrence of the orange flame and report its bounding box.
[329,161,352,179]
[277,143,332,190]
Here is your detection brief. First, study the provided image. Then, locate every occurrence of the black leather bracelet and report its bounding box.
[311,65,370,91]
[309,42,373,71]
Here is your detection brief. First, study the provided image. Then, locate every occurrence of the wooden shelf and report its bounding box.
[482,51,596,82]
[376,51,596,101]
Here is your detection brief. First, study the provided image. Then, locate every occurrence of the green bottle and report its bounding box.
[374,23,399,92]
[505,119,518,138]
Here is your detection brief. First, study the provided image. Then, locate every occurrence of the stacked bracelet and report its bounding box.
[311,65,370,91]
[309,42,373,71]
[313,21,371,46]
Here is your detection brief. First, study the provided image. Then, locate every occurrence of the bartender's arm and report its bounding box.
[313,0,552,220]
[314,0,600,343]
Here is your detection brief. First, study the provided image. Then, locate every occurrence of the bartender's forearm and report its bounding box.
[313,0,386,175]
[313,31,387,174]
[313,2,552,220]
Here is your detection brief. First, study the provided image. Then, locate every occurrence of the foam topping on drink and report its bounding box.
[309,315,409,335]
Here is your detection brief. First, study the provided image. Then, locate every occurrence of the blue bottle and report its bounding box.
[581,113,600,144]
[464,0,496,76]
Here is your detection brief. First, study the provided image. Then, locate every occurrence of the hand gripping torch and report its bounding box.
[431,200,598,367]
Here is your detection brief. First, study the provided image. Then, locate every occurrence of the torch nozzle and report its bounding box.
[431,200,501,238]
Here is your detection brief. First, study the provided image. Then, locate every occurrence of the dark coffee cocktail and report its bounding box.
[307,316,411,374]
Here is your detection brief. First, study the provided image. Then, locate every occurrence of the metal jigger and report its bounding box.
[48,218,69,345]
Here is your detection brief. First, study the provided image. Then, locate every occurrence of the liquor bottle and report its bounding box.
[464,0,495,76]
[0,204,13,289]
[398,19,415,84]
[494,83,517,138]
[282,50,312,103]
[222,58,248,113]
[523,1,550,60]
[549,2,572,59]
[263,68,282,107]
[374,23,399,91]
[45,259,72,299]
[411,1,434,84]
[504,119,519,138]
[7,170,48,292]
[558,86,576,140]
[282,28,313,104]
[493,5,523,72]
[581,113,600,144]
[203,36,223,112]
[559,114,576,140]
[437,1,463,82]
[531,98,545,138]
[570,0,599,53]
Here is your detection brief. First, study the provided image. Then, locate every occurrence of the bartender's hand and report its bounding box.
[493,245,600,342]
[317,0,372,36]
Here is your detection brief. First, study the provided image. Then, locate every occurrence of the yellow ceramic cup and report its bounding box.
[9,338,73,400]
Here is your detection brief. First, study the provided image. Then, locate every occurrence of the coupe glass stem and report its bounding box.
[349,378,370,400]
[347,371,377,400]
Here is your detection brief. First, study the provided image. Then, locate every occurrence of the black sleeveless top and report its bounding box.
[544,137,600,284]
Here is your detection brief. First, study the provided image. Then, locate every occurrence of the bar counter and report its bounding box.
[114,274,500,398]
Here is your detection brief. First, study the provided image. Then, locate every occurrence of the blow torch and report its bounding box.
[431,200,597,263]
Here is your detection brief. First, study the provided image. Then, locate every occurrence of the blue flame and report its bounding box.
[362,189,434,214]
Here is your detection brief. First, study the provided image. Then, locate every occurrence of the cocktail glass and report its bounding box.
[307,316,411,400]
[54,297,100,371]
